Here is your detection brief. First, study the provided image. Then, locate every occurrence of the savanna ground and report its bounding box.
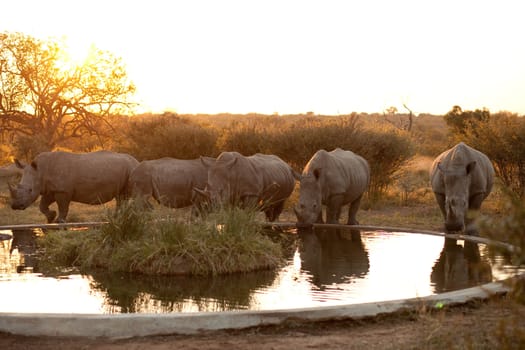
[1,157,524,349]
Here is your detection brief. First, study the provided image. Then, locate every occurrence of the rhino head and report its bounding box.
[294,169,323,227]
[205,156,238,205]
[10,159,41,210]
[438,161,476,232]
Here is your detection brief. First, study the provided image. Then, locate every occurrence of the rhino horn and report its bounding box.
[293,206,301,219]
[7,182,16,196]
[192,187,210,199]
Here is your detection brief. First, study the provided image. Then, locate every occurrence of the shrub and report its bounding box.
[352,124,415,202]
[118,113,218,160]
[443,105,490,137]
[463,112,525,198]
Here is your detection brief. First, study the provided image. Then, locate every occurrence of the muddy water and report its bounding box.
[0,227,518,314]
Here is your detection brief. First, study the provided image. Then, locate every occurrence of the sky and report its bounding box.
[1,0,524,116]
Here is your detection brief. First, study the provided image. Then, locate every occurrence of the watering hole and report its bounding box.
[0,227,520,314]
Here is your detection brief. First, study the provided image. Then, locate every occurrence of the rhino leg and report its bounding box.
[54,192,72,223]
[315,210,324,224]
[241,195,259,211]
[135,194,154,210]
[265,200,285,222]
[346,195,363,225]
[434,192,447,227]
[39,194,57,223]
[465,193,485,235]
[325,194,344,224]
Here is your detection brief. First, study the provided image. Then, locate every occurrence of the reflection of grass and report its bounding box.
[479,189,525,303]
[38,200,284,275]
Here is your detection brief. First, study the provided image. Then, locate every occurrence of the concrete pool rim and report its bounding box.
[0,223,520,339]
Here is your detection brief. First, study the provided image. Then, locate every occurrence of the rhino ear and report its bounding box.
[200,156,215,168]
[224,157,237,169]
[466,161,477,175]
[14,159,25,169]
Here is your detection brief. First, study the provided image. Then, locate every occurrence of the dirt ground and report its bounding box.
[1,295,524,350]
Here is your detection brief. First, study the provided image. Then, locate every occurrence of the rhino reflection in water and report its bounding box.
[430,142,495,234]
[297,228,370,287]
[128,157,215,210]
[431,238,492,293]
[295,148,370,227]
[0,229,38,274]
[9,151,139,223]
[194,152,298,221]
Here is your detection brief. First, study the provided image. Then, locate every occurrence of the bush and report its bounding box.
[463,112,525,198]
[118,113,218,160]
[352,124,414,202]
[443,105,490,137]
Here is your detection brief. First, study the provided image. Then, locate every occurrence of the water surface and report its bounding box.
[0,227,518,314]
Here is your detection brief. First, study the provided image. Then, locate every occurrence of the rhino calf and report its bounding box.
[10,150,139,223]
[294,148,370,227]
[430,142,495,234]
[128,157,215,209]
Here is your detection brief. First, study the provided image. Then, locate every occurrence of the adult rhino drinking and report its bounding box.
[194,152,297,222]
[430,142,495,234]
[9,150,139,223]
[294,148,370,227]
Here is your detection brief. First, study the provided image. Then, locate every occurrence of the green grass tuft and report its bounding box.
[38,200,284,276]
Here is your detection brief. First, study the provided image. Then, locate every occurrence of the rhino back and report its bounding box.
[248,154,296,199]
[149,158,210,206]
[36,151,138,204]
[305,149,370,202]
[130,157,210,205]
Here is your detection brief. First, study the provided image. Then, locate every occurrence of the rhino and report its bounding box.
[9,150,139,223]
[128,157,215,209]
[430,142,495,234]
[194,151,298,221]
[294,148,370,227]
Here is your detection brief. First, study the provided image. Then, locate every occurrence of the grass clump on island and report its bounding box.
[38,200,284,275]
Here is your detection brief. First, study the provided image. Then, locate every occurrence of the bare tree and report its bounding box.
[402,103,413,132]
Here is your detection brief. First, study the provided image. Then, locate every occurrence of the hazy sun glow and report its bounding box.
[2,0,525,115]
